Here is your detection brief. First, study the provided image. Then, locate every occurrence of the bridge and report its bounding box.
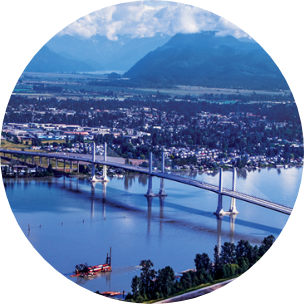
[0,143,293,216]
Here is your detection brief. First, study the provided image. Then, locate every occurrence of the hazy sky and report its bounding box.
[59,1,249,40]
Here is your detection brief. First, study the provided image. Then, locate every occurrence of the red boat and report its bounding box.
[71,248,112,277]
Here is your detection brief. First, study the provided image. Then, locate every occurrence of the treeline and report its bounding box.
[126,235,275,302]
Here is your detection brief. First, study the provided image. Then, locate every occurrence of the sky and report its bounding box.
[59,0,249,40]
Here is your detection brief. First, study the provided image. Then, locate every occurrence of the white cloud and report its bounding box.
[59,1,249,40]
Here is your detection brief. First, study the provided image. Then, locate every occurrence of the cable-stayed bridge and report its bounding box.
[0,144,293,216]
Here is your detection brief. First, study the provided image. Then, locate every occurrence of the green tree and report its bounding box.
[139,260,156,299]
[220,242,236,265]
[131,275,141,300]
[155,266,176,298]
[194,253,212,272]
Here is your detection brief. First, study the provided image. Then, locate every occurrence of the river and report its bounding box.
[3,167,302,295]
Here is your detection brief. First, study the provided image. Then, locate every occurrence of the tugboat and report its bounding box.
[71,248,112,277]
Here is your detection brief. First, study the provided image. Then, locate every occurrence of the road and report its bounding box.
[154,279,235,303]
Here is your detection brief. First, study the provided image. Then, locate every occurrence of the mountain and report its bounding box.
[124,31,289,90]
[25,45,95,73]
[46,34,171,72]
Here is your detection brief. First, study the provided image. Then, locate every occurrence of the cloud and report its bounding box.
[59,1,249,40]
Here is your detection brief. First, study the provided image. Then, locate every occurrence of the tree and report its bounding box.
[131,275,141,300]
[213,245,224,279]
[220,242,236,265]
[139,260,156,299]
[259,235,275,256]
[47,164,53,174]
[155,266,176,298]
[194,253,211,272]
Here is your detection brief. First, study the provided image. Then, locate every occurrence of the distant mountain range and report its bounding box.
[124,31,288,90]
[45,33,171,72]
[25,31,289,90]
[25,45,95,73]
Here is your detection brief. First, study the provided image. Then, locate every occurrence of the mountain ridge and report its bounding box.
[124,31,288,90]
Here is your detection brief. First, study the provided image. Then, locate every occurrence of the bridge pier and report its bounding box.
[47,158,50,167]
[103,165,109,182]
[55,159,58,169]
[70,160,73,173]
[63,159,66,173]
[145,152,154,197]
[159,152,167,196]
[214,167,239,216]
[214,168,225,215]
[90,142,97,182]
[229,168,239,214]
[39,156,42,166]
[146,152,167,197]
[77,161,79,173]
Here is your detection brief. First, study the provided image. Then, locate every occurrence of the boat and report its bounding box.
[71,248,112,277]
[98,291,123,297]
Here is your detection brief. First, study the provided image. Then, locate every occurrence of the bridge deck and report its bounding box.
[0,149,293,215]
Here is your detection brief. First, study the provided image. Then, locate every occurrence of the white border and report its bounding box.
[0,1,303,304]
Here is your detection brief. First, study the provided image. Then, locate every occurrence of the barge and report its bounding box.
[71,247,112,277]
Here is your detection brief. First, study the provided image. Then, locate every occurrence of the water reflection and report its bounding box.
[91,184,95,218]
[138,174,148,186]
[146,196,152,235]
[216,213,237,255]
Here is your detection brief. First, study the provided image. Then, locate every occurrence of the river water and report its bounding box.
[3,167,302,295]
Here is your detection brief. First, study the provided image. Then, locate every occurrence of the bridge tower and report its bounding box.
[90,142,97,182]
[229,168,239,214]
[214,168,224,215]
[214,167,239,216]
[159,151,167,196]
[145,152,154,197]
[103,142,109,182]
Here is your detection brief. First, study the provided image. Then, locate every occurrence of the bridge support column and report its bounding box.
[77,161,79,173]
[145,152,154,197]
[63,159,66,173]
[39,157,42,166]
[214,168,224,215]
[103,165,109,182]
[70,160,73,173]
[158,152,167,196]
[229,168,239,214]
[104,142,107,162]
[55,159,58,169]
[90,142,97,182]
[47,158,50,167]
